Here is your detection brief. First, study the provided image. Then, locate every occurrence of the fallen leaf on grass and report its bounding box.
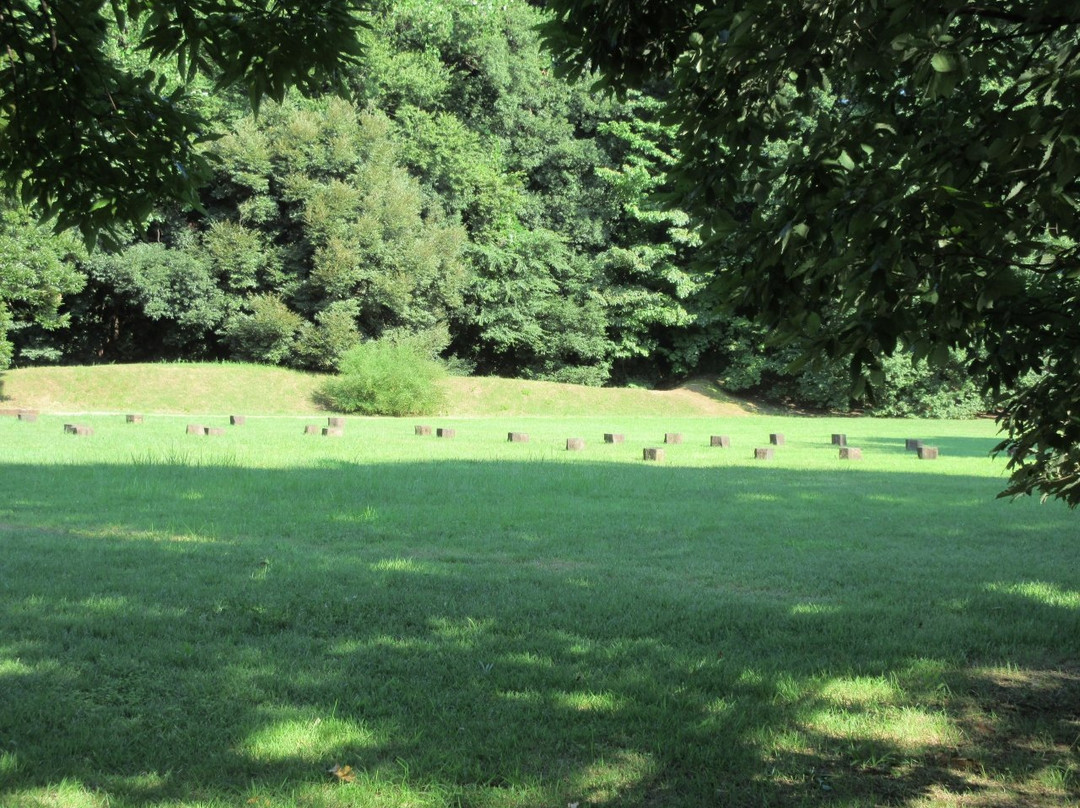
[328,763,356,783]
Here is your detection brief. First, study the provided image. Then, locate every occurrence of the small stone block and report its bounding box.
[186,424,204,435]
[917,446,939,460]
[17,412,38,422]
[323,427,344,437]
[73,426,93,436]
[230,415,246,426]
[437,428,456,438]
[603,433,625,444]
[508,432,529,443]
[204,427,225,436]
[755,447,775,460]
[839,447,862,460]
[710,435,731,448]
[770,433,785,446]
[126,414,144,424]
[566,438,585,451]
[643,447,665,461]
[905,439,923,450]
[63,424,76,434]
[831,433,847,446]
[327,417,346,428]
[304,425,320,435]
[664,432,684,444]
[414,425,432,436]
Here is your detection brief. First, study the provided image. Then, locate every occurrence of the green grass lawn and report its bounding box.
[1,412,1077,808]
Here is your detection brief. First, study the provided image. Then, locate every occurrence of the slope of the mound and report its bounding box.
[442,375,750,417]
[0,363,331,415]
[0,364,752,417]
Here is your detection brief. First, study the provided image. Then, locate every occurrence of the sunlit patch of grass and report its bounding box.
[2,781,110,808]
[817,675,901,707]
[789,602,842,616]
[369,557,427,573]
[0,751,20,778]
[0,658,35,678]
[553,690,626,713]
[988,580,1080,608]
[428,615,495,644]
[72,526,220,545]
[1035,763,1077,791]
[240,711,380,764]
[569,749,659,806]
[329,505,378,524]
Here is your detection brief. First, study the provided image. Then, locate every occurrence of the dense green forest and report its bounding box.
[0,0,992,416]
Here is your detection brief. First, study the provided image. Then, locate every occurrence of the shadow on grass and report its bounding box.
[0,459,1077,807]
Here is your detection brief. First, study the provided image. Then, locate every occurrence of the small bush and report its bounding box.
[316,338,446,415]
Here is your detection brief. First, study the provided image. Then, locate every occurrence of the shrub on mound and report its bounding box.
[316,339,446,416]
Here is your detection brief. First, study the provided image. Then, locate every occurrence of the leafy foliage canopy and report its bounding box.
[0,0,370,244]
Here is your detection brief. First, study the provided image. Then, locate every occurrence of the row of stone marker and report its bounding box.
[16,413,344,438]
[413,425,940,462]
[184,414,245,436]
[187,415,351,437]
[11,411,941,459]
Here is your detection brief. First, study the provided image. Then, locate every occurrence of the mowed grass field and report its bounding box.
[0,367,1077,808]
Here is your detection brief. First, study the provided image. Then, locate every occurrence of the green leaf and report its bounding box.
[931,52,957,73]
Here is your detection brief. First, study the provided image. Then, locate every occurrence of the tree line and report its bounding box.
[0,0,1003,420]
